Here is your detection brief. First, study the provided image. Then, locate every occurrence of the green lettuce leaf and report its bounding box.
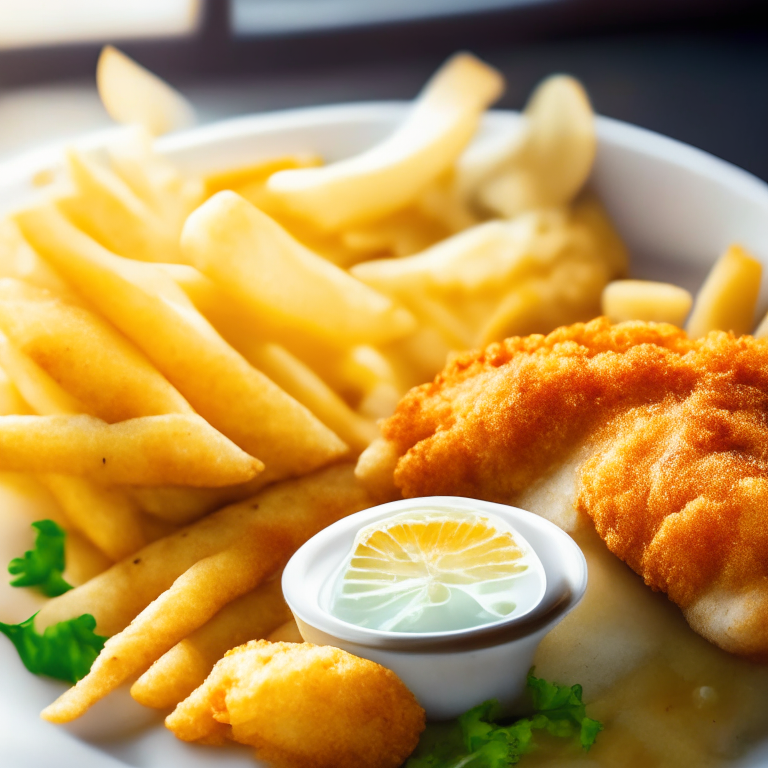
[0,613,106,683]
[405,672,603,767]
[8,519,72,597]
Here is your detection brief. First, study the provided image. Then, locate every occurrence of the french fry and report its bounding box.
[0,413,262,486]
[41,475,147,561]
[0,367,30,416]
[220,335,379,454]
[0,279,193,421]
[131,578,291,709]
[0,282,264,529]
[96,45,195,136]
[0,218,77,299]
[181,192,417,348]
[170,264,386,404]
[41,464,373,723]
[460,75,596,217]
[161,265,378,449]
[167,263,395,406]
[353,195,627,347]
[183,291,378,450]
[62,529,113,587]
[379,326,454,393]
[203,155,321,199]
[357,382,402,421]
[686,244,762,338]
[36,488,274,636]
[58,149,182,263]
[266,618,304,643]
[415,172,479,234]
[342,206,449,259]
[202,155,365,267]
[266,53,503,230]
[107,126,204,233]
[14,204,348,481]
[354,437,402,504]
[477,253,609,344]
[602,280,693,326]
[129,484,258,526]
[0,341,150,559]
[0,333,86,416]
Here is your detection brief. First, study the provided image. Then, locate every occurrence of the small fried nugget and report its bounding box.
[166,640,425,768]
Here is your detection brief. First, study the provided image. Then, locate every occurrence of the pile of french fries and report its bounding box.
[0,48,631,728]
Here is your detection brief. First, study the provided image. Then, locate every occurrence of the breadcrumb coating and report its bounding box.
[166,640,425,768]
[378,318,768,658]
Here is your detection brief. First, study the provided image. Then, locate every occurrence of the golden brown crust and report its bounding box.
[378,318,768,656]
[166,640,425,768]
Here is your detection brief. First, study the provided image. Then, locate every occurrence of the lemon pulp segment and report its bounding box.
[330,508,545,633]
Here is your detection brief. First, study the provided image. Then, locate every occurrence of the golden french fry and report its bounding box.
[0,413,262,486]
[62,529,113,587]
[460,75,596,217]
[415,172,479,234]
[0,333,86,415]
[181,192,417,348]
[0,367,30,416]
[354,195,627,348]
[477,254,609,344]
[41,475,147,561]
[754,313,768,339]
[129,484,258,526]
[107,126,204,233]
[0,218,77,298]
[379,326,454,393]
[405,292,475,349]
[266,618,303,643]
[162,264,378,448]
[37,485,276,635]
[58,149,182,263]
[97,45,195,136]
[354,437,402,504]
[0,279,193,421]
[204,154,321,199]
[342,206,450,259]
[266,53,504,230]
[44,543,275,724]
[686,244,762,338]
[14,204,348,481]
[41,464,373,723]
[131,578,291,709]
[0,342,154,559]
[357,382,402,421]
[223,337,379,454]
[166,263,394,406]
[602,280,693,326]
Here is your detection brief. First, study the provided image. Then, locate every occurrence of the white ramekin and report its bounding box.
[282,496,587,720]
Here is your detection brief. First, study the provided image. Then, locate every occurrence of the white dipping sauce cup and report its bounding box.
[283,496,587,720]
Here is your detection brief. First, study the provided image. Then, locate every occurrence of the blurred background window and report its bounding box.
[0,0,202,49]
[231,0,555,35]
[0,0,765,180]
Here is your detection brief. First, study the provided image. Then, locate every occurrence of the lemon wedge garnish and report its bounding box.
[331,508,544,633]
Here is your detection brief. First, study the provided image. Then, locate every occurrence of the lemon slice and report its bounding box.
[330,508,545,633]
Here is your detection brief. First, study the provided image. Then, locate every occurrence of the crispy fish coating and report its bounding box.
[166,640,425,768]
[370,318,768,658]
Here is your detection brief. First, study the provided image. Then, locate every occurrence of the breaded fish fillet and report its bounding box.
[362,318,768,658]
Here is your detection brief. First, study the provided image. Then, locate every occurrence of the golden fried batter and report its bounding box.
[166,640,425,768]
[370,318,768,658]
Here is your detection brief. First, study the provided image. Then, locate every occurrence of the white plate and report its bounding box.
[1,104,768,768]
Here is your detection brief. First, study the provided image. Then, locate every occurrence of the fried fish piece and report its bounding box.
[166,640,425,768]
[363,318,768,658]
